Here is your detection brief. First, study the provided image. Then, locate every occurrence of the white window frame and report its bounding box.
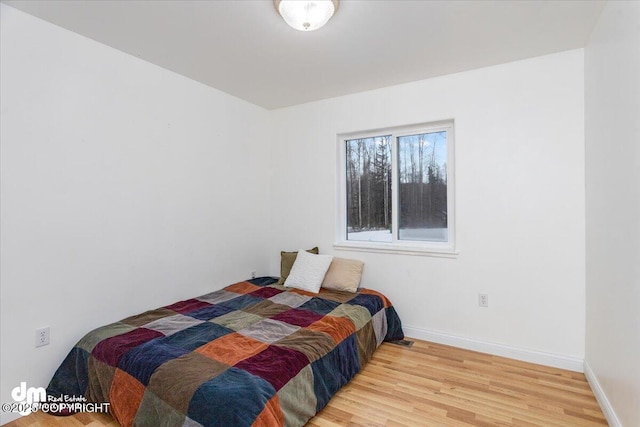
[335,120,457,257]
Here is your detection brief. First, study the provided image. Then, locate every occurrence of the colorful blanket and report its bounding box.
[47,277,403,426]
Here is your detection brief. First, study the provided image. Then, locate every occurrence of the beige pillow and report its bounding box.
[321,257,364,293]
[277,247,319,285]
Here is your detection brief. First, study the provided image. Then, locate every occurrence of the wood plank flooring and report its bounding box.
[3,339,607,427]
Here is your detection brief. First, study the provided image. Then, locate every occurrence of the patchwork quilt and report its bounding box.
[47,277,404,427]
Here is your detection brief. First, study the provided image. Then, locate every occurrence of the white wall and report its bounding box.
[269,50,586,367]
[585,1,640,426]
[0,5,271,424]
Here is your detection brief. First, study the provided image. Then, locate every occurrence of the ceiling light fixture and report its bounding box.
[274,0,339,32]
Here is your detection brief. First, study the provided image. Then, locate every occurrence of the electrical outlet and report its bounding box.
[36,327,50,347]
[251,271,256,279]
[479,294,489,307]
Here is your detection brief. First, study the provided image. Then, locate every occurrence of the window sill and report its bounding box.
[333,241,459,258]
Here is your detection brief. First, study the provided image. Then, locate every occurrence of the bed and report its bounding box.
[47,277,404,426]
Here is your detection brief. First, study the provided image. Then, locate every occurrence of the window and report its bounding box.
[336,121,455,255]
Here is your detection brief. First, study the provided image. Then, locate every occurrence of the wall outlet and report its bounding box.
[251,271,256,279]
[479,294,489,307]
[36,327,50,347]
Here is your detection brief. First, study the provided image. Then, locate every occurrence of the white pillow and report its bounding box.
[284,250,333,293]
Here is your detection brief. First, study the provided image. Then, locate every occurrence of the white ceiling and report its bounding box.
[4,0,605,110]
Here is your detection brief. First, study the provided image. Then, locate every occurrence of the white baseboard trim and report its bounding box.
[403,326,584,372]
[584,360,622,427]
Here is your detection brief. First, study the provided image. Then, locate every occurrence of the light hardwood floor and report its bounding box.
[4,339,607,427]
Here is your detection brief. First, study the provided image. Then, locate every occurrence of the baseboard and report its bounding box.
[584,360,622,427]
[403,326,584,372]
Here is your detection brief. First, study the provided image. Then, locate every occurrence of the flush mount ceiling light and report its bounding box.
[274,0,339,32]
